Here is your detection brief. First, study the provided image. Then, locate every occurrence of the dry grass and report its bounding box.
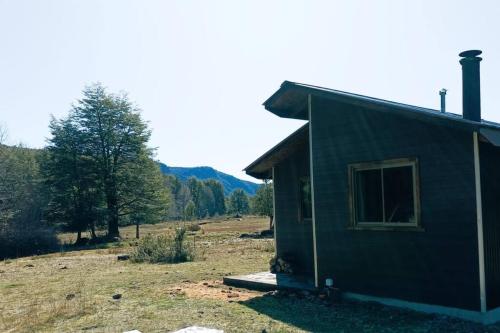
[2,216,500,333]
[0,217,275,333]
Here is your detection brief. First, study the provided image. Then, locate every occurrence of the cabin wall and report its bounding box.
[274,144,314,276]
[480,141,500,310]
[310,96,480,311]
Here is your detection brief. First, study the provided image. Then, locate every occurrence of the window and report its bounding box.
[349,158,420,229]
[299,177,312,221]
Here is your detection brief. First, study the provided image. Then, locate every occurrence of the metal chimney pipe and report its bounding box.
[459,50,482,122]
[439,88,447,113]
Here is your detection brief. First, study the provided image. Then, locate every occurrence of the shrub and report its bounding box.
[186,223,201,232]
[0,219,60,259]
[0,144,59,259]
[130,227,195,263]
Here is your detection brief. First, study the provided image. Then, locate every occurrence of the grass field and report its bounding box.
[2,216,500,333]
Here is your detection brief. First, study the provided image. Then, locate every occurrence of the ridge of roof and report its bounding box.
[264,80,500,131]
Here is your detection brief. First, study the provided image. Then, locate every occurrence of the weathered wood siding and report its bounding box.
[274,144,314,276]
[310,96,480,311]
[480,141,500,310]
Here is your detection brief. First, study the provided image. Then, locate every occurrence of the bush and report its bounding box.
[186,223,201,232]
[0,220,60,259]
[0,144,59,259]
[130,227,195,263]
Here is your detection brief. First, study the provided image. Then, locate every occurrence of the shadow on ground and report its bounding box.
[240,294,500,333]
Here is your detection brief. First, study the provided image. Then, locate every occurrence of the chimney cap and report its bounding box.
[459,50,482,58]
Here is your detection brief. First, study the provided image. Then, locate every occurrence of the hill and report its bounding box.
[159,163,260,196]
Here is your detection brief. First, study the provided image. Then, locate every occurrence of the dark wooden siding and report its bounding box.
[310,96,480,311]
[274,144,314,276]
[480,141,500,310]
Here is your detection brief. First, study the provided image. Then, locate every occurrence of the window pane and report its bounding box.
[300,178,312,220]
[355,169,383,222]
[383,166,415,223]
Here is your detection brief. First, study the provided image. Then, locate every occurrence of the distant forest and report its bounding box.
[160,164,259,196]
[0,84,272,259]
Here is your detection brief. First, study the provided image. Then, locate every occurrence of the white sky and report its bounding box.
[1,0,500,182]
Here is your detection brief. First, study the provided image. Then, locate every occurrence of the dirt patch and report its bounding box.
[166,280,264,302]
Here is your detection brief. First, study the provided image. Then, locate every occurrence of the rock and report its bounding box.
[66,293,75,300]
[112,293,122,300]
[270,256,294,274]
[117,255,130,261]
[274,290,288,298]
[260,229,274,237]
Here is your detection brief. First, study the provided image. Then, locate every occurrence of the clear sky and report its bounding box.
[1,0,499,182]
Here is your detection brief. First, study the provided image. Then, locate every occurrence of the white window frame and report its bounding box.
[348,158,421,230]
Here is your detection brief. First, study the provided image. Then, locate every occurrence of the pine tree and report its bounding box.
[204,179,226,216]
[251,181,274,229]
[45,83,168,238]
[44,117,103,241]
[228,189,250,216]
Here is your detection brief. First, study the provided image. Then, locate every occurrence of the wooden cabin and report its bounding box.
[244,50,500,323]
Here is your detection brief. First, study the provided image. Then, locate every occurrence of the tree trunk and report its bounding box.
[106,182,120,238]
[90,222,97,239]
[269,215,274,230]
[136,221,140,239]
[76,230,82,243]
[108,211,119,238]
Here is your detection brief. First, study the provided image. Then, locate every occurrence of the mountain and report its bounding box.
[159,163,260,196]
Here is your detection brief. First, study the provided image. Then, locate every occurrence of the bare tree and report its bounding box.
[0,123,7,145]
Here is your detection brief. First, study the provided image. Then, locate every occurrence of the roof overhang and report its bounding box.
[244,123,309,179]
[263,81,500,134]
[480,128,500,147]
[246,80,500,180]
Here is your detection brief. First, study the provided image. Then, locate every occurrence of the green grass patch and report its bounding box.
[2,283,24,289]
